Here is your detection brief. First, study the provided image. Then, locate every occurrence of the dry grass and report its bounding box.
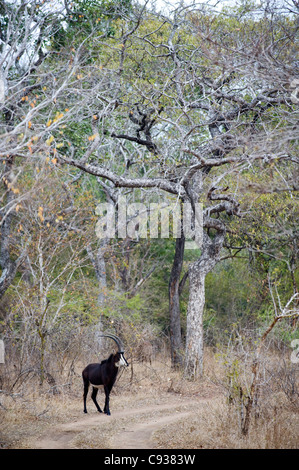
[153,394,299,449]
[0,349,298,449]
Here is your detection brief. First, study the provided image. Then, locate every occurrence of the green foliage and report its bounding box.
[52,0,132,50]
[101,290,147,324]
[205,258,260,324]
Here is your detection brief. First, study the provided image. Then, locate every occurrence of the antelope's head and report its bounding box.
[101,333,129,368]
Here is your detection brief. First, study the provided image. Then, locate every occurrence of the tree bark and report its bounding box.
[169,233,185,368]
[87,239,108,307]
[184,261,205,377]
[87,240,108,349]
[184,230,225,378]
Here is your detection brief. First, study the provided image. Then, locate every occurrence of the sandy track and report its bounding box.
[34,400,195,449]
[112,410,192,449]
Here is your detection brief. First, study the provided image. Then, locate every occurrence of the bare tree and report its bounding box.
[3,167,94,384]
[0,0,67,296]
[1,1,297,376]
[58,1,297,375]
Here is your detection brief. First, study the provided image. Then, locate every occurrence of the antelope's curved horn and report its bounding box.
[108,333,124,352]
[100,334,124,352]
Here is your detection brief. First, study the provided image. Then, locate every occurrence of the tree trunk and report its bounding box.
[184,261,206,377]
[87,240,108,349]
[87,239,108,306]
[169,234,185,368]
[94,239,108,306]
[184,230,225,378]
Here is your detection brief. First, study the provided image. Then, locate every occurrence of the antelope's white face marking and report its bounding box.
[116,352,128,368]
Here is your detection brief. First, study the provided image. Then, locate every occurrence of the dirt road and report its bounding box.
[33,398,206,449]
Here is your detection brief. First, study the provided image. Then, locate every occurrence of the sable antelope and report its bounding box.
[82,333,128,415]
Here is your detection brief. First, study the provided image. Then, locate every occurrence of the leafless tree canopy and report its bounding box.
[0,0,298,378]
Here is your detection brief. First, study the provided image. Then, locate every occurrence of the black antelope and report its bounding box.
[82,334,128,415]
